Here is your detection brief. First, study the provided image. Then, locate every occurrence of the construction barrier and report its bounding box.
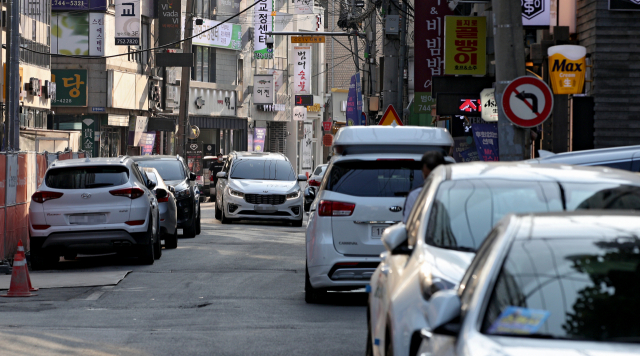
[0,151,88,263]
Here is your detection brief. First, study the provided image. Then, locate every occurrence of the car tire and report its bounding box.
[292,218,303,227]
[220,199,231,224]
[215,201,222,220]
[138,221,155,265]
[165,227,178,249]
[154,228,162,260]
[305,263,326,304]
[195,203,201,235]
[385,328,394,356]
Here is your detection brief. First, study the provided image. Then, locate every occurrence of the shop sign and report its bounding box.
[295,95,313,106]
[254,128,267,152]
[548,45,587,95]
[51,69,88,107]
[253,0,274,59]
[190,18,242,50]
[452,137,479,162]
[82,118,95,155]
[436,93,482,117]
[293,106,307,121]
[140,132,156,155]
[89,13,105,56]
[323,134,333,146]
[159,0,182,48]
[52,0,107,11]
[609,0,640,10]
[480,88,498,122]
[186,143,203,175]
[444,16,486,75]
[115,0,141,45]
[294,46,312,95]
[108,114,129,127]
[472,123,499,161]
[522,0,550,26]
[322,121,332,131]
[253,75,274,105]
[307,104,322,112]
[301,122,313,170]
[414,0,453,92]
[346,73,362,126]
[203,144,217,156]
[133,116,149,146]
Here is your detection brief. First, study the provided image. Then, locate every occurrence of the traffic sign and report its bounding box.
[378,105,403,126]
[291,36,325,43]
[501,76,553,128]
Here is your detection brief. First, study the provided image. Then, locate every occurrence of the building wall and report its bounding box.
[215,49,239,86]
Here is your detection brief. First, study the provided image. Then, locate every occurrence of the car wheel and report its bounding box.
[195,203,201,235]
[138,220,155,265]
[292,218,303,227]
[154,229,162,260]
[220,199,231,224]
[385,328,394,356]
[215,201,222,220]
[165,227,178,249]
[305,262,326,304]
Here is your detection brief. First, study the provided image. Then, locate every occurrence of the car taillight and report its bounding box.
[308,179,321,187]
[209,175,214,181]
[158,196,169,203]
[31,224,50,230]
[31,191,63,203]
[125,220,146,226]
[318,200,356,217]
[110,188,145,199]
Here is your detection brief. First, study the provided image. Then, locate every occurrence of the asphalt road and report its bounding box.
[0,202,368,356]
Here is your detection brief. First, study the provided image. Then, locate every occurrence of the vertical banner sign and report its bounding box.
[254,0,274,59]
[141,132,156,155]
[346,73,360,126]
[159,0,182,48]
[302,122,313,170]
[472,123,499,161]
[89,13,105,56]
[186,143,203,175]
[444,16,486,75]
[414,0,453,95]
[253,74,274,104]
[293,106,307,121]
[452,137,480,162]
[294,0,314,14]
[51,69,88,106]
[254,128,267,152]
[82,117,95,155]
[355,73,363,124]
[522,0,551,26]
[548,45,587,95]
[115,0,141,45]
[294,46,312,95]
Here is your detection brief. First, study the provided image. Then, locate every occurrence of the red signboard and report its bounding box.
[322,121,332,131]
[323,134,333,147]
[414,0,454,92]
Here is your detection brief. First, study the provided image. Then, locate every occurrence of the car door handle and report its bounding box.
[353,221,400,224]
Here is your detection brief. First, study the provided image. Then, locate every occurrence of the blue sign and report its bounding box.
[52,0,108,11]
[471,123,499,161]
[91,107,106,112]
[346,73,362,126]
[452,137,479,162]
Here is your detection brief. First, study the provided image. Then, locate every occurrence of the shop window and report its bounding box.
[192,46,217,83]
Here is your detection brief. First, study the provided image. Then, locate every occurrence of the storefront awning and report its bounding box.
[147,117,177,132]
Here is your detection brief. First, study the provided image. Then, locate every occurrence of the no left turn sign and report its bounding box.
[501,76,554,128]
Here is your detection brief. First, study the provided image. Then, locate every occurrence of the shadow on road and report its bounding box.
[316,292,368,307]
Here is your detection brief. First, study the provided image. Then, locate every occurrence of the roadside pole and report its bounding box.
[6,0,20,150]
[492,0,528,161]
[178,0,194,157]
[382,0,399,112]
[396,0,407,119]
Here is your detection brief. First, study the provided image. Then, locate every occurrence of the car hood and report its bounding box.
[229,179,299,194]
[165,179,189,191]
[426,245,475,284]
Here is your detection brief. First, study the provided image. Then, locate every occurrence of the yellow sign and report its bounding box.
[291,36,325,43]
[444,16,486,75]
[307,103,322,112]
[548,45,586,95]
[378,105,403,126]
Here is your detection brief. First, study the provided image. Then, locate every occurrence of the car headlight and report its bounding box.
[287,190,301,200]
[175,188,191,199]
[229,189,244,198]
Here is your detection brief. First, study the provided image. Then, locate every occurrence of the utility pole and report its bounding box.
[6,0,20,150]
[396,0,407,118]
[493,0,528,161]
[364,3,376,124]
[178,0,194,157]
[382,0,399,111]
[349,0,360,73]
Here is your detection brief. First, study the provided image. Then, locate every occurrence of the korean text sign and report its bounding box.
[472,123,499,161]
[89,13,105,56]
[444,16,486,75]
[191,18,242,50]
[254,128,266,152]
[253,75,274,105]
[294,46,312,95]
[346,73,361,126]
[52,0,107,11]
[51,69,87,106]
[414,0,453,92]
[254,0,274,59]
[115,0,141,45]
[159,0,182,48]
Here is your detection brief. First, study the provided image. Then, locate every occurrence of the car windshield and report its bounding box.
[482,237,640,342]
[230,159,296,181]
[45,166,129,189]
[313,165,327,176]
[136,160,185,181]
[325,160,424,197]
[426,180,640,252]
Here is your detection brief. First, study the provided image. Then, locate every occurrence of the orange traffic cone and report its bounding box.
[15,241,38,292]
[1,245,37,297]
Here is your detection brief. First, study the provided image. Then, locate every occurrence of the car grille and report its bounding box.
[244,194,286,205]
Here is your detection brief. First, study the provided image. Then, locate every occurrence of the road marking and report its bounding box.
[79,286,114,301]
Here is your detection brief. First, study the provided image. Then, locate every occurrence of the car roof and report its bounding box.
[130,155,181,161]
[512,212,640,240]
[50,156,130,167]
[231,151,288,160]
[333,126,454,146]
[526,145,640,165]
[444,161,640,185]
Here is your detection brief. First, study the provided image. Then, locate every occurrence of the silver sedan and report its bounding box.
[142,167,178,249]
[417,212,640,356]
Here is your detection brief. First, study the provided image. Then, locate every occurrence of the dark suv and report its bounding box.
[132,155,201,237]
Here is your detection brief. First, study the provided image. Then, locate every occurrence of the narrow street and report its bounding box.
[0,203,367,356]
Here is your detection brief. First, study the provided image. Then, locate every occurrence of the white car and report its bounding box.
[367,162,640,356]
[214,152,307,226]
[141,167,178,249]
[29,156,161,269]
[305,126,454,303]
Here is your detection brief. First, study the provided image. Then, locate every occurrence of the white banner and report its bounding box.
[293,106,307,121]
[253,0,273,59]
[184,17,242,50]
[294,0,314,14]
[294,46,312,95]
[115,0,141,45]
[302,121,313,169]
[89,13,105,56]
[134,116,149,146]
[253,75,274,105]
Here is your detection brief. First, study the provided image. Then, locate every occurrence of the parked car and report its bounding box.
[526,144,640,172]
[304,164,327,211]
[305,125,454,303]
[214,152,306,226]
[141,167,178,249]
[202,155,217,198]
[132,155,201,238]
[367,162,640,356]
[29,156,161,269]
[416,212,640,356]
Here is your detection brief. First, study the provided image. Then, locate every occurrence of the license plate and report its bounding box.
[69,214,107,225]
[255,205,277,212]
[371,225,388,238]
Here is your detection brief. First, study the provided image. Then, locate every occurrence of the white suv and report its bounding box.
[304,126,454,303]
[29,156,161,269]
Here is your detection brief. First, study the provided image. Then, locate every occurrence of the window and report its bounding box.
[136,160,186,181]
[325,160,425,197]
[128,21,150,64]
[192,46,216,83]
[230,159,296,181]
[45,166,129,189]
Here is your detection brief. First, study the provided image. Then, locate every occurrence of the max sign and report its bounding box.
[548,45,587,95]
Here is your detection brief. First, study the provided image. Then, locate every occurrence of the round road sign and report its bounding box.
[501,76,554,128]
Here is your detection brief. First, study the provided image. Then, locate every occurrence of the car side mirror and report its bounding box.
[381,224,410,255]
[426,290,462,336]
[167,185,175,194]
[189,172,197,181]
[146,180,156,190]
[216,171,228,179]
[156,188,167,199]
[304,187,316,212]
[298,174,308,181]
